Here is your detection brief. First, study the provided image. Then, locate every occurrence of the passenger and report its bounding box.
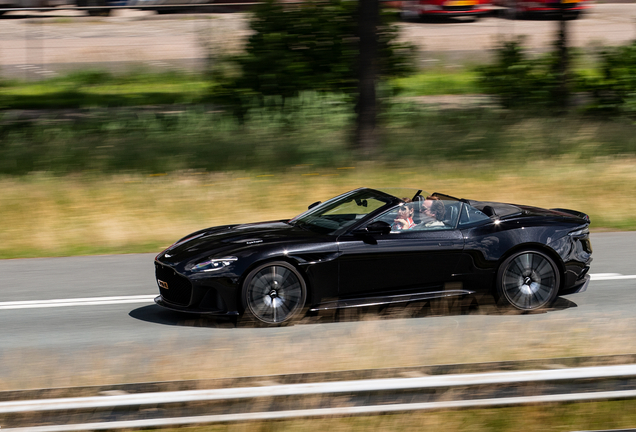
[418,198,445,228]
[392,201,415,231]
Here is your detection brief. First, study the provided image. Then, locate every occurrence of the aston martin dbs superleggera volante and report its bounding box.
[154,187,592,324]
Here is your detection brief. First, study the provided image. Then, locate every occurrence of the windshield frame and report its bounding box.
[289,188,425,236]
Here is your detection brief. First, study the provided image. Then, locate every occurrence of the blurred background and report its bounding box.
[1,0,636,256]
[1,1,636,430]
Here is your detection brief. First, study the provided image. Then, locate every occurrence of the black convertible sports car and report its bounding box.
[154,187,592,324]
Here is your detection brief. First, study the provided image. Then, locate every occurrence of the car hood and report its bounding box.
[157,220,323,264]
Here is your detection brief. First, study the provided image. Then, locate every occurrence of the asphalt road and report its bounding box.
[0,232,635,390]
[1,4,636,79]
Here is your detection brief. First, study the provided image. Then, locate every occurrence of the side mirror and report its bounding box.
[308,201,321,210]
[354,221,391,236]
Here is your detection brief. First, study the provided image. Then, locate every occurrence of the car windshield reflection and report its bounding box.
[289,188,430,235]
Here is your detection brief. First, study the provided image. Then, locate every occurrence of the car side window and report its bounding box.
[458,203,491,227]
[411,199,459,231]
[370,200,461,233]
[371,207,408,233]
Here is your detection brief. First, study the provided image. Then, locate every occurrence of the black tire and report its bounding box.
[88,9,110,16]
[495,250,560,311]
[85,0,110,16]
[242,261,306,325]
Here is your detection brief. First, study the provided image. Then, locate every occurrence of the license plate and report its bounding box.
[158,280,169,289]
[445,0,477,5]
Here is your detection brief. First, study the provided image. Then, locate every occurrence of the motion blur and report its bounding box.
[1,1,636,430]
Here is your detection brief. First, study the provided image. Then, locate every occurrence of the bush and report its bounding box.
[581,41,636,115]
[0,96,353,175]
[475,37,578,110]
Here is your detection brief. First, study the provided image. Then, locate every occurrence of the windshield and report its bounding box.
[290,188,428,235]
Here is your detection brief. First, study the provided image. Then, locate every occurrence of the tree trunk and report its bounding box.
[354,0,379,155]
[556,5,569,109]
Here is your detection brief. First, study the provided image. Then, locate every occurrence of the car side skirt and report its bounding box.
[309,289,475,312]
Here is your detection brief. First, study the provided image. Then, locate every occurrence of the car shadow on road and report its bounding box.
[128,296,578,329]
[129,304,239,328]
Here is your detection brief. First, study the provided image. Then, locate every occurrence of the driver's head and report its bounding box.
[421,199,445,221]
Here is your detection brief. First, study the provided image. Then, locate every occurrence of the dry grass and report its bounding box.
[1,158,635,258]
[0,310,634,432]
[1,158,635,393]
[146,399,636,432]
[0,304,634,391]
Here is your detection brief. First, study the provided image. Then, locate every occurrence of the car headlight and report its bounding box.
[190,256,238,273]
[568,228,589,238]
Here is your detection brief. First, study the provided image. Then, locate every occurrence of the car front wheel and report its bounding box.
[242,262,307,325]
[496,250,560,311]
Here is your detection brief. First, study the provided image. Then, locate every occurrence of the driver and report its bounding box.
[418,197,445,228]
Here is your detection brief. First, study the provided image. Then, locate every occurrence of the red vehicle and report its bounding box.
[400,0,492,20]
[494,0,591,18]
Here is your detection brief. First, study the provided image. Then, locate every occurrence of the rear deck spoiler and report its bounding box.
[551,208,590,223]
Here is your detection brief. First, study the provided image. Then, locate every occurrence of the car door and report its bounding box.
[336,203,465,297]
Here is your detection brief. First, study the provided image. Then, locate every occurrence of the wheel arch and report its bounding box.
[494,242,566,292]
[236,255,310,312]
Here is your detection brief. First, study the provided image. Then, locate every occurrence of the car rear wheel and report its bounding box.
[242,262,306,325]
[496,250,560,311]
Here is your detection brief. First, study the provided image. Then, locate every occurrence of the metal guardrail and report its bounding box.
[3,364,636,415]
[1,357,636,431]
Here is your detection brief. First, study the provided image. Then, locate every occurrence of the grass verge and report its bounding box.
[149,400,636,432]
[0,70,209,109]
[1,159,635,259]
[0,69,482,110]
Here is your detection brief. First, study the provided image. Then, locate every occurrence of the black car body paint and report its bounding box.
[154,188,592,321]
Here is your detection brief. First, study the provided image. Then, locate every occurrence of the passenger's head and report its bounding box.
[421,199,445,221]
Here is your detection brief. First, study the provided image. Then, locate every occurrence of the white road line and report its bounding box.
[0,295,156,310]
[590,273,636,281]
[0,273,631,311]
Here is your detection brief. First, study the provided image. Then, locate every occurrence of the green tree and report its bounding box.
[211,0,414,125]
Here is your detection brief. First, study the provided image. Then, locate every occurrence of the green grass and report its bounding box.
[2,70,636,259]
[0,70,209,109]
[0,69,483,110]
[391,70,481,96]
[4,96,636,176]
[0,66,609,110]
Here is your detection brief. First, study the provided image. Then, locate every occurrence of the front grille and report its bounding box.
[155,263,192,306]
